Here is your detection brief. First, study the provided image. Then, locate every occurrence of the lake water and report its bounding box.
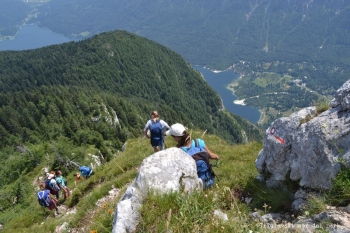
[0,24,73,51]
[0,24,261,123]
[193,66,260,123]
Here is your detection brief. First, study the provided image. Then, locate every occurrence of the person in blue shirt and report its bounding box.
[79,166,94,179]
[166,123,219,160]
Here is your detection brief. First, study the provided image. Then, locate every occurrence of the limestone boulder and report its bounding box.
[256,79,350,190]
[112,148,202,233]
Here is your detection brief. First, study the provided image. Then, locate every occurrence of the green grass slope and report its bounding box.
[0,130,265,233]
[2,128,349,232]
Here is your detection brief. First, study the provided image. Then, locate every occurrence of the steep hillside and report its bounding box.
[0,30,262,145]
[0,129,264,233]
[0,30,262,212]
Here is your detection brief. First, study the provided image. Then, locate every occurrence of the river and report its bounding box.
[0,24,261,123]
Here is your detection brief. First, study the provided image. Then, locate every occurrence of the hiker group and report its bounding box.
[144,110,219,189]
[37,170,70,215]
[37,166,93,214]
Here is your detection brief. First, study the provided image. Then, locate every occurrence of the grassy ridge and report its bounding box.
[3,128,349,232]
[0,130,264,232]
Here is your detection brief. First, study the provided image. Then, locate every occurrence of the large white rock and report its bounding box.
[112,148,202,233]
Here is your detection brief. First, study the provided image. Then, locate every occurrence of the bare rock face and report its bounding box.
[112,148,202,233]
[256,79,350,190]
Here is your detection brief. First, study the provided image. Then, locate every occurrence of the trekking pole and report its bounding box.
[201,129,207,138]
[68,160,81,168]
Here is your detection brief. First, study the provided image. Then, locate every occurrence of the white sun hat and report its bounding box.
[166,123,186,136]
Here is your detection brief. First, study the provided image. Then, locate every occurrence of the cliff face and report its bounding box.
[256,79,350,190]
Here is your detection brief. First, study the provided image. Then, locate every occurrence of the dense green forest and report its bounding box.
[0,30,262,199]
[0,31,262,144]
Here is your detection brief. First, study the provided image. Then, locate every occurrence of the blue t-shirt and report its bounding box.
[181,138,206,155]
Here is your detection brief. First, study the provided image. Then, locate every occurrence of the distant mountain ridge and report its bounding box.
[27,0,350,69]
[2,0,349,128]
[24,0,350,112]
[2,0,349,69]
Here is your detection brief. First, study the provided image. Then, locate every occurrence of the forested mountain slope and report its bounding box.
[0,30,262,191]
[26,0,350,126]
[0,30,262,141]
[4,0,350,70]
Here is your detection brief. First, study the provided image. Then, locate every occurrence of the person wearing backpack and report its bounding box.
[166,123,219,189]
[79,166,94,179]
[37,182,59,215]
[45,173,60,199]
[144,110,170,152]
[55,170,70,200]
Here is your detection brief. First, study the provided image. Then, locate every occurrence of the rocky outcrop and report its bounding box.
[248,80,350,232]
[256,79,350,190]
[112,148,202,233]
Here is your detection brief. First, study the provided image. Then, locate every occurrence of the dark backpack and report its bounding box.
[149,119,163,145]
[186,139,216,190]
[45,179,60,192]
[37,190,52,207]
[45,179,50,189]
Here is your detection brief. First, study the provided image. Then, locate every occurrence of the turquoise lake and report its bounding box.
[193,66,260,123]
